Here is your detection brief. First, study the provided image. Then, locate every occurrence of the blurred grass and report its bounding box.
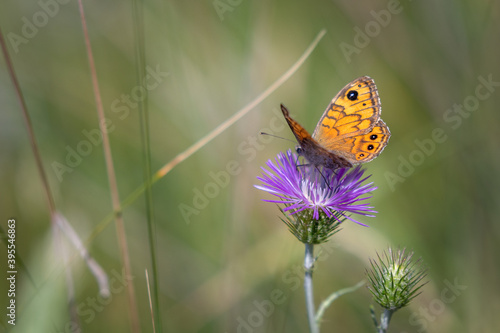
[1,0,500,332]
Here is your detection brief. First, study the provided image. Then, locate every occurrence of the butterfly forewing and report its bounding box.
[280,104,313,145]
[312,76,381,145]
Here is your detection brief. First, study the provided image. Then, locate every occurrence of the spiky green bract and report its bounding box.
[366,248,427,310]
[279,206,342,244]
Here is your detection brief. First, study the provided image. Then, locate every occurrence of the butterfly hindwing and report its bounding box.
[351,119,391,162]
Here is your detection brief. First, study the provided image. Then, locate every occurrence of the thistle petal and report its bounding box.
[255,150,377,227]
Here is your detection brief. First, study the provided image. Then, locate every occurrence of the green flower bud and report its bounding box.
[366,248,427,310]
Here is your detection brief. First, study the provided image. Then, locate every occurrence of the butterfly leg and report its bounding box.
[314,165,334,191]
[294,153,310,170]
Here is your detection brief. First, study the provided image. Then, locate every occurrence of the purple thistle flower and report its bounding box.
[255,150,377,227]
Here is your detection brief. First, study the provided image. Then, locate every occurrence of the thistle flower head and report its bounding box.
[255,150,378,243]
[366,248,427,310]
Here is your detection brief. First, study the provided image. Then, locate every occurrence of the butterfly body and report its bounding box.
[281,76,390,170]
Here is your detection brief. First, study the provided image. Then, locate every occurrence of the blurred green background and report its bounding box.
[1,0,500,332]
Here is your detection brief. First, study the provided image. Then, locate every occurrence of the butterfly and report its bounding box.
[281,76,390,170]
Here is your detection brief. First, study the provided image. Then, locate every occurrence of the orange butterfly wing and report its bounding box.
[312,76,390,164]
[280,104,352,169]
[280,104,313,146]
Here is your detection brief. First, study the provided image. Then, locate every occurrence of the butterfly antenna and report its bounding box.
[260,132,296,144]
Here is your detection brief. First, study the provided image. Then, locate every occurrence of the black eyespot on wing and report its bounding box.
[347,90,358,101]
[370,134,377,140]
[367,144,374,150]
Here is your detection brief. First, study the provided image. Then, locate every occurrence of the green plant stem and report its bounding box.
[379,308,394,333]
[304,243,319,333]
[315,280,365,328]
